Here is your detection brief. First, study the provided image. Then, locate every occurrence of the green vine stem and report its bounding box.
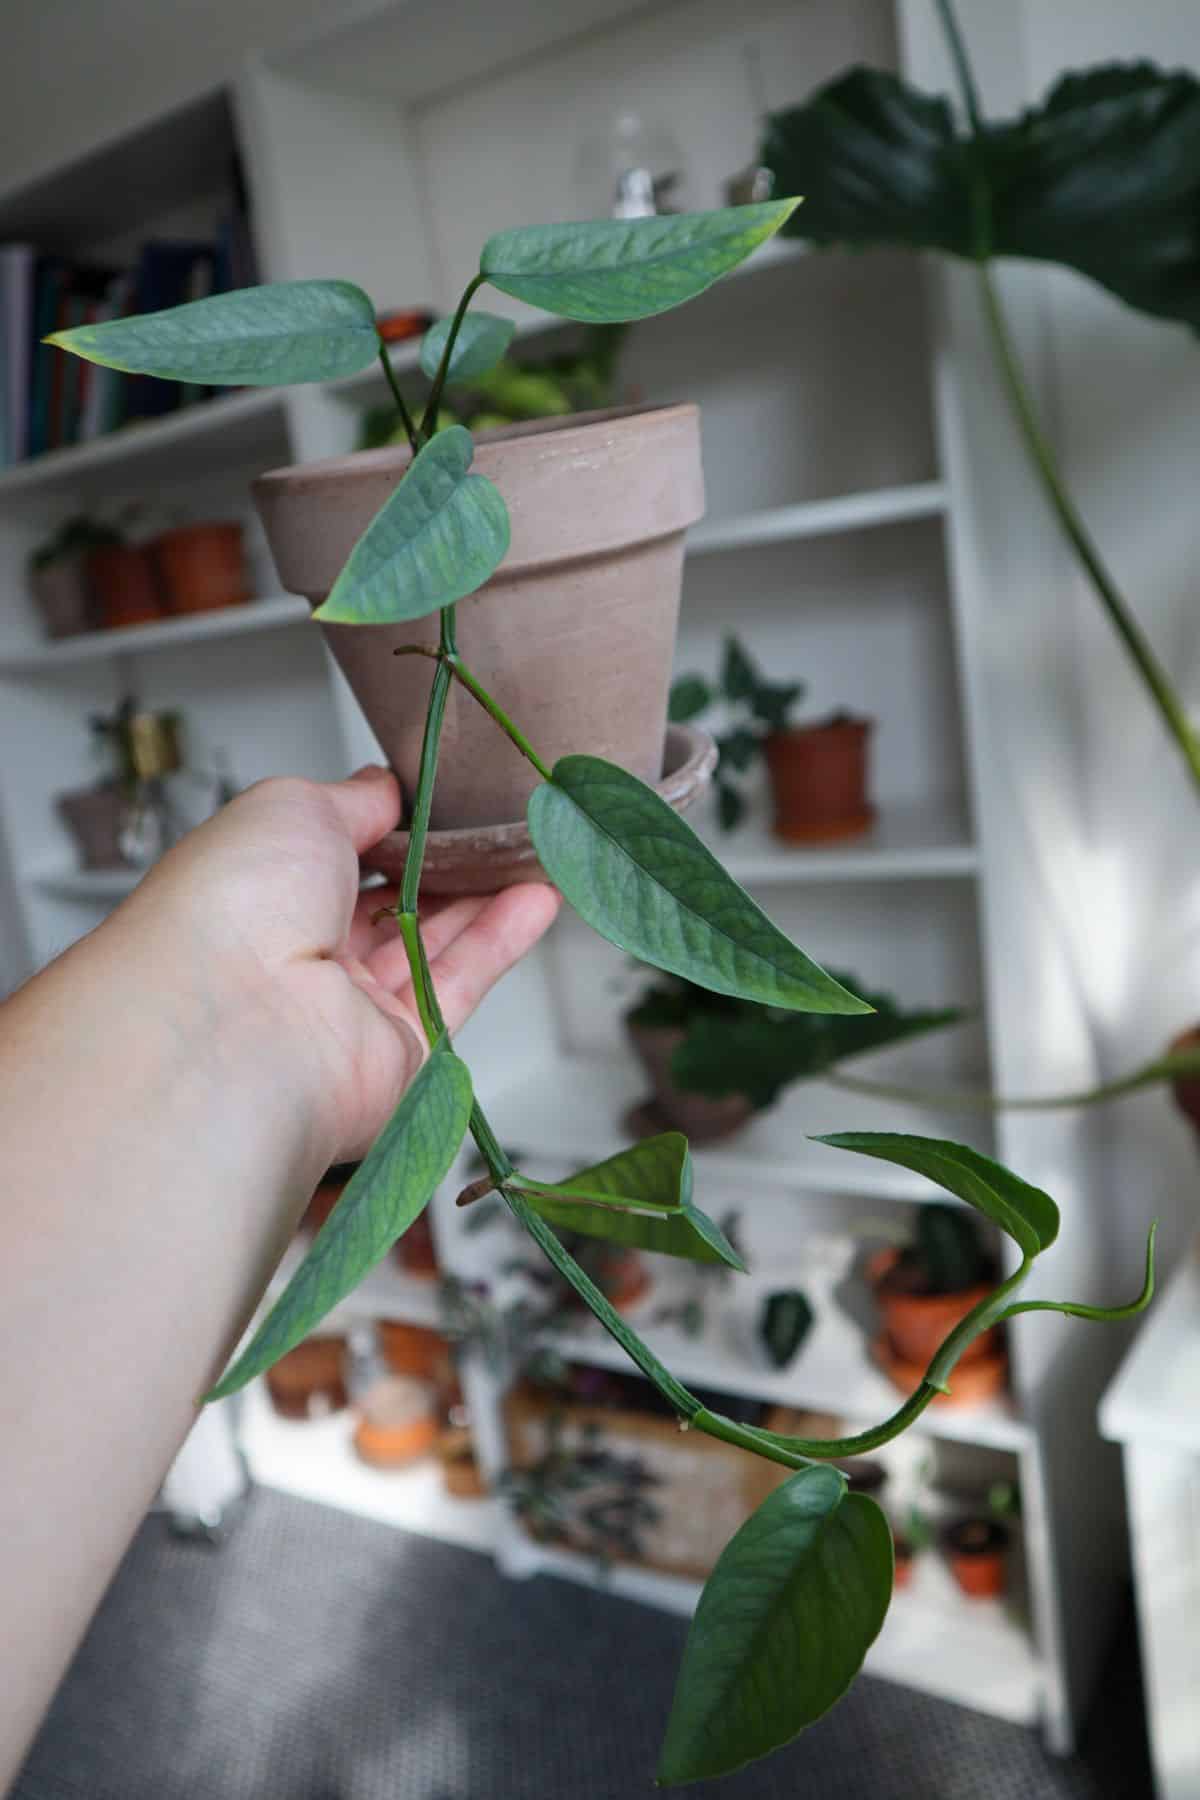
[422,274,487,434]
[825,1055,1197,1114]
[393,643,552,781]
[377,343,421,455]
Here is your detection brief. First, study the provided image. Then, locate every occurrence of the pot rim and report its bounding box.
[253,401,699,493]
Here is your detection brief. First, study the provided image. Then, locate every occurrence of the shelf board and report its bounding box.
[690,794,978,884]
[266,1234,443,1332]
[484,1055,995,1203]
[0,595,310,674]
[688,481,947,556]
[0,387,289,502]
[24,862,146,902]
[239,1378,500,1554]
[499,1519,1040,1724]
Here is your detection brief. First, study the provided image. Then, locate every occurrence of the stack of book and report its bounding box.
[0,202,259,467]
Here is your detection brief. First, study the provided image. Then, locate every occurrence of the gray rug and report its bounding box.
[13,1488,1148,1799]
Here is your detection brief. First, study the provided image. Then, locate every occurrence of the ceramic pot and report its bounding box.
[154,522,249,614]
[377,1319,447,1383]
[943,1517,1008,1598]
[352,1375,438,1468]
[871,1249,998,1368]
[252,405,704,832]
[264,1336,348,1419]
[31,556,94,638]
[763,714,874,843]
[1168,1025,1200,1134]
[88,543,163,629]
[892,1534,915,1590]
[56,784,128,869]
[396,1209,439,1277]
[626,1019,756,1144]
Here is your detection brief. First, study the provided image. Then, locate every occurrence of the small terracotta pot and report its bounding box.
[943,1518,1008,1599]
[1168,1026,1200,1135]
[627,1019,756,1144]
[377,1319,447,1383]
[892,1535,915,1590]
[264,1336,348,1419]
[439,1426,488,1499]
[353,1375,437,1468]
[871,1250,998,1368]
[873,1334,1008,1407]
[396,1209,439,1277]
[253,406,704,842]
[56,784,128,869]
[763,714,874,844]
[154,522,249,615]
[31,556,94,638]
[88,543,163,629]
[589,1247,651,1313]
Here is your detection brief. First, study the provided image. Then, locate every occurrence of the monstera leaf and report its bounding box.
[763,62,1200,332]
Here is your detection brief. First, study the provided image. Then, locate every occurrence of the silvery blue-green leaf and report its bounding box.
[206,1043,472,1399]
[520,1133,744,1269]
[46,280,380,385]
[813,1132,1059,1258]
[419,312,516,383]
[479,200,801,323]
[657,1467,892,1784]
[527,755,868,1014]
[314,425,510,624]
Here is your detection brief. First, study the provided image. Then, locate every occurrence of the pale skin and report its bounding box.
[0,765,560,1791]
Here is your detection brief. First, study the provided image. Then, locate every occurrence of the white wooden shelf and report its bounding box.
[693,795,978,884]
[239,1377,500,1554]
[498,1518,1039,1725]
[0,595,310,674]
[0,387,289,502]
[484,1055,995,1203]
[24,862,146,901]
[688,481,948,555]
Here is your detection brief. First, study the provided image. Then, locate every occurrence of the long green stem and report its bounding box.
[392,643,553,781]
[422,273,487,435]
[828,1062,1164,1114]
[932,0,983,133]
[377,343,420,455]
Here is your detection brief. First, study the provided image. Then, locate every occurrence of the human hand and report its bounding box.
[121,765,560,1165]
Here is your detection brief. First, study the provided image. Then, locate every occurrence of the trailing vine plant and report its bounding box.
[50,200,1156,1784]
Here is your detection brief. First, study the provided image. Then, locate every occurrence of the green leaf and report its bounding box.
[657,1467,892,1784]
[419,311,516,383]
[721,635,761,704]
[716,782,745,832]
[314,425,510,625]
[812,1132,1059,1259]
[763,63,1200,332]
[480,200,801,323]
[46,280,380,385]
[520,1134,744,1270]
[760,1289,814,1368]
[667,675,712,724]
[528,756,868,1014]
[206,1043,472,1399]
[715,727,759,774]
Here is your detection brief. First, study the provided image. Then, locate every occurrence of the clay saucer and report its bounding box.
[362,723,717,896]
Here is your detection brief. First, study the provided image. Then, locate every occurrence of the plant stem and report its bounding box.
[393,643,553,781]
[976,264,1200,798]
[827,1063,1157,1114]
[399,658,452,916]
[932,0,983,134]
[422,273,487,435]
[377,343,421,454]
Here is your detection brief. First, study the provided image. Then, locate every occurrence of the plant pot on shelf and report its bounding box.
[264,1336,349,1419]
[395,1209,439,1277]
[626,1019,756,1145]
[892,1533,916,1590]
[353,1374,438,1468]
[30,556,94,638]
[56,783,129,870]
[154,522,249,615]
[252,405,706,894]
[88,543,163,630]
[869,1247,999,1368]
[943,1517,1009,1599]
[763,712,874,844]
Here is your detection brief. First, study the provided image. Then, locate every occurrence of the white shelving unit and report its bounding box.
[0,0,1131,1759]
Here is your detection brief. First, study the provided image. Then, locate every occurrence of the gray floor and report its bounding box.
[13,1488,1150,1799]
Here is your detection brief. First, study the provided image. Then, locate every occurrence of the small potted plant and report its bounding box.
[870,1205,1007,1405]
[941,1482,1018,1600]
[671,635,874,840]
[27,516,120,639]
[87,522,163,630]
[152,519,249,615]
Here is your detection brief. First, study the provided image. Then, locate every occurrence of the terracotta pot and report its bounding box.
[892,1535,915,1590]
[943,1518,1008,1599]
[252,406,704,833]
[872,1250,998,1368]
[31,555,94,638]
[873,1334,1008,1408]
[1168,1026,1200,1134]
[353,1375,437,1468]
[763,714,874,844]
[264,1336,348,1419]
[438,1426,488,1499]
[627,1019,756,1144]
[154,522,249,615]
[56,784,128,869]
[377,1319,447,1383]
[88,543,163,629]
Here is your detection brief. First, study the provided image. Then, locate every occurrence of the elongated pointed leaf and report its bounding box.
[47,280,380,385]
[527,755,868,1014]
[480,200,801,323]
[658,1467,892,1784]
[419,311,516,383]
[520,1133,744,1269]
[314,425,510,624]
[814,1132,1059,1258]
[206,1044,472,1399]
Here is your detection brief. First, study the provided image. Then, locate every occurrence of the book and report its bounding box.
[0,244,34,462]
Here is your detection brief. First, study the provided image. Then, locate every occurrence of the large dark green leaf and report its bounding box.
[206,1043,472,1399]
[314,425,510,624]
[527,756,868,1014]
[763,63,1200,332]
[657,1467,892,1784]
[519,1134,744,1269]
[419,311,516,383]
[46,280,381,384]
[813,1132,1059,1259]
[479,200,800,323]
[667,674,712,724]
